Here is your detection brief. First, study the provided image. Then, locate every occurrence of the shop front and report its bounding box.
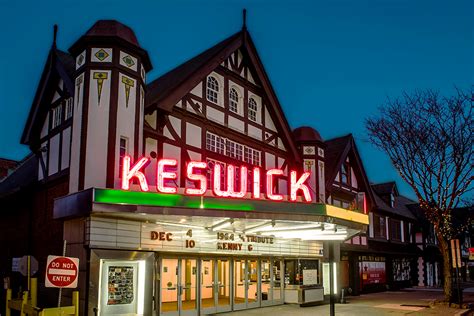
[54,188,368,315]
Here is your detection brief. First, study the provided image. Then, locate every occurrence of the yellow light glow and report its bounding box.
[326,205,369,224]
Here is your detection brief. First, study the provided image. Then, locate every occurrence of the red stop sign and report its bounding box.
[45,256,79,288]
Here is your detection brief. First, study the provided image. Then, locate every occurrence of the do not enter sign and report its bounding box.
[45,256,79,288]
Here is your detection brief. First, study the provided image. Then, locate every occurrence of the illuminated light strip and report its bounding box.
[244,221,274,234]
[209,218,233,231]
[325,205,369,225]
[154,221,204,230]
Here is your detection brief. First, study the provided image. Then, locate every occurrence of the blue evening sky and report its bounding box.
[0,0,472,199]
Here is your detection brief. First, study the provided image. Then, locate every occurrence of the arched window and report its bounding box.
[248,97,258,122]
[229,88,239,113]
[206,76,219,104]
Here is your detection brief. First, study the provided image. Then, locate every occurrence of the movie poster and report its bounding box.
[107,266,135,305]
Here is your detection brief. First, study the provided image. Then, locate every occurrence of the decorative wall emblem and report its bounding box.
[93,72,108,104]
[318,148,325,157]
[94,49,109,61]
[303,146,316,155]
[75,74,84,103]
[122,76,135,107]
[119,51,138,71]
[91,48,112,63]
[122,55,135,68]
[304,159,314,172]
[75,50,86,70]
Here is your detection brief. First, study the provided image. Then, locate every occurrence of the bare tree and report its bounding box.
[366,88,473,301]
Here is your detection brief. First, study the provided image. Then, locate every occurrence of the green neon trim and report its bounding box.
[95,189,183,207]
[94,189,254,211]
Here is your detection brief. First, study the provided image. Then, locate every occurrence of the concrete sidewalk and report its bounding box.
[215,290,473,315]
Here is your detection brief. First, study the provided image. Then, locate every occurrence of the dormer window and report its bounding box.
[390,193,395,207]
[206,76,219,104]
[248,97,258,122]
[340,163,350,185]
[229,88,239,113]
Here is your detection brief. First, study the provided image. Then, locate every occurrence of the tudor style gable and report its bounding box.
[324,134,374,213]
[143,28,305,198]
[20,43,76,181]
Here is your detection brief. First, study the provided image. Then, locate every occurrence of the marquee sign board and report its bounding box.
[45,256,79,288]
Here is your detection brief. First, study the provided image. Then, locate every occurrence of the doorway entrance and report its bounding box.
[160,258,198,316]
[233,258,260,310]
[200,258,232,314]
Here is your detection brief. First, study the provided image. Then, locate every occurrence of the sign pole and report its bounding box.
[329,241,335,316]
[58,240,67,308]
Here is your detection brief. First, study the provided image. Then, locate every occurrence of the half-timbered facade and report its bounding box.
[1,19,369,315]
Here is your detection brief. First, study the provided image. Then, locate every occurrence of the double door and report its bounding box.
[160,258,198,316]
[233,259,260,310]
[201,259,232,314]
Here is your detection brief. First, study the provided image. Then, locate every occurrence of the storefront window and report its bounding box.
[284,259,320,286]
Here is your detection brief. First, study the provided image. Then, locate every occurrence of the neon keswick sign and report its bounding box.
[121,155,313,202]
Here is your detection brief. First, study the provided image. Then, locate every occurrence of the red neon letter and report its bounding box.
[266,169,284,201]
[185,161,207,195]
[157,159,178,194]
[290,171,312,202]
[121,155,149,191]
[213,164,248,198]
[231,166,247,198]
[252,167,261,199]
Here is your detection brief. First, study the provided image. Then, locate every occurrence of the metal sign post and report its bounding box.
[59,240,67,307]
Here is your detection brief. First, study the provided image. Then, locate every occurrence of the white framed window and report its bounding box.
[244,146,260,166]
[226,139,243,160]
[118,136,128,178]
[65,98,73,120]
[248,97,258,122]
[229,88,239,114]
[51,105,63,129]
[206,132,225,155]
[206,76,219,104]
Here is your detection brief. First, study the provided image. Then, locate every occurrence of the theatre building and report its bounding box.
[0,20,369,315]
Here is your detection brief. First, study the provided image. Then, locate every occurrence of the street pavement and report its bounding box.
[215,289,474,315]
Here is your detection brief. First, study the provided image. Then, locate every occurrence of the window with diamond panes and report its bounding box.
[248,97,258,122]
[229,88,239,113]
[206,132,225,155]
[65,98,73,120]
[207,159,226,190]
[244,147,261,166]
[51,105,63,129]
[226,139,243,161]
[206,76,219,104]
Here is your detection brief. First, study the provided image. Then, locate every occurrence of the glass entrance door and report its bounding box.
[200,259,231,314]
[272,260,283,304]
[160,258,198,316]
[233,259,260,310]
